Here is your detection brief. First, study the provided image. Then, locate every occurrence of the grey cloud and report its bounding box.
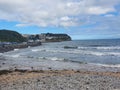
[0,0,119,27]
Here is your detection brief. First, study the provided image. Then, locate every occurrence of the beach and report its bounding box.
[0,70,120,90]
[0,54,120,90]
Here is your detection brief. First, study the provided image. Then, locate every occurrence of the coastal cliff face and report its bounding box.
[0,29,26,42]
[23,33,72,42]
[0,29,71,43]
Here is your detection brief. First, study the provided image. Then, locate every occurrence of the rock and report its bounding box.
[64,46,78,49]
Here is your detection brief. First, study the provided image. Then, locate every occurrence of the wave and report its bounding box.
[31,49,46,52]
[31,49,39,52]
[88,45,109,47]
[78,46,120,50]
[36,56,87,64]
[36,56,86,63]
[90,63,120,68]
[14,49,19,51]
[78,47,91,50]
[58,49,120,56]
[0,53,3,55]
[37,57,68,62]
[96,46,120,50]
[31,48,120,57]
[80,51,120,56]
[46,57,67,61]
[82,51,120,56]
[7,54,20,58]
[20,55,68,62]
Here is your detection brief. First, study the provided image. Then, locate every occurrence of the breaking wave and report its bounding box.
[4,54,20,58]
[0,53,3,55]
[31,49,46,52]
[36,48,120,57]
[96,46,120,50]
[14,49,19,51]
[90,63,120,68]
[78,46,120,50]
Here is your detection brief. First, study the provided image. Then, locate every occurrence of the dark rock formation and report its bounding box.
[64,46,78,49]
[0,42,41,53]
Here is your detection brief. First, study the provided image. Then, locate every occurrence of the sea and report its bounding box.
[2,39,120,68]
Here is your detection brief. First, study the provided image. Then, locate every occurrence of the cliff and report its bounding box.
[0,29,26,42]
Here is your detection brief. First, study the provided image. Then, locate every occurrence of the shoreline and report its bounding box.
[0,59,120,89]
[0,69,120,77]
[0,42,41,53]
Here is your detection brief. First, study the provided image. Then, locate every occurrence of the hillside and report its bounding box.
[0,29,26,42]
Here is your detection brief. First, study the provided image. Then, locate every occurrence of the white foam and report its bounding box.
[14,49,19,51]
[87,52,104,56]
[37,49,106,56]
[78,47,90,49]
[78,46,120,50]
[37,56,66,61]
[0,53,3,55]
[86,51,120,56]
[31,49,46,52]
[31,49,39,52]
[96,46,120,50]
[69,49,120,56]
[28,46,31,48]
[92,63,120,68]
[11,54,20,58]
[63,50,105,56]
[49,57,65,61]
[30,48,120,57]
[22,55,66,62]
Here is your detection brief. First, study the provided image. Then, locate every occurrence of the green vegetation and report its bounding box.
[0,29,27,42]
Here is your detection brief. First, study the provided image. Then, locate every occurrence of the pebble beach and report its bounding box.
[0,70,120,90]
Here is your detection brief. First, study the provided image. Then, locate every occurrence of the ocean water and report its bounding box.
[3,39,120,66]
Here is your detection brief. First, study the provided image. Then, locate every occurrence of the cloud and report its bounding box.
[15,23,31,27]
[0,0,119,27]
[87,6,115,15]
[67,13,120,37]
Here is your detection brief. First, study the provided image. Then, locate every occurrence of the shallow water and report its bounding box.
[2,39,120,66]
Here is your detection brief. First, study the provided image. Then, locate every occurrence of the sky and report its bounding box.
[0,0,120,40]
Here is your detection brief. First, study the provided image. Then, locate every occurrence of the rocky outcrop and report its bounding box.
[0,42,41,53]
